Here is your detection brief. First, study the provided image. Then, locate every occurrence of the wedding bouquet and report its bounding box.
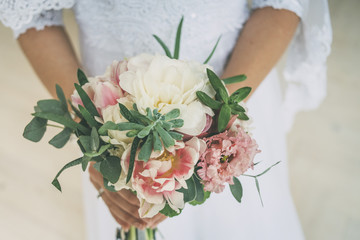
[23,18,278,240]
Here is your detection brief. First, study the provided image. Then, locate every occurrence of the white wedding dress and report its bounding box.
[0,0,332,239]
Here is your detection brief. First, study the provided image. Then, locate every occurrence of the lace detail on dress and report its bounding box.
[0,0,74,30]
[12,9,62,38]
[252,0,332,131]
[74,0,249,75]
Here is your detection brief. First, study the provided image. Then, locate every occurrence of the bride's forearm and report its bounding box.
[222,7,300,99]
[18,26,80,99]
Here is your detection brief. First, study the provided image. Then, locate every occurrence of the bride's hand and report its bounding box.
[88,163,167,231]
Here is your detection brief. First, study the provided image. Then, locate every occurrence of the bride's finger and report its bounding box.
[148,213,167,228]
[117,189,140,207]
[102,192,148,228]
[106,191,144,220]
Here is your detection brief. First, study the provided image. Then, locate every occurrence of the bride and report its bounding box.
[0,0,331,239]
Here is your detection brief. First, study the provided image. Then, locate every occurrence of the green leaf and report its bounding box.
[48,127,72,148]
[84,144,111,157]
[173,16,184,59]
[82,155,91,171]
[130,110,152,125]
[100,156,122,184]
[77,69,89,86]
[32,112,88,133]
[153,35,172,58]
[204,35,221,64]
[23,117,47,142]
[74,83,100,117]
[119,103,137,123]
[126,137,140,183]
[78,105,99,128]
[164,109,180,120]
[155,125,175,148]
[178,177,196,202]
[206,68,227,93]
[229,103,246,113]
[223,75,247,85]
[168,131,183,141]
[168,119,184,128]
[218,104,231,132]
[103,177,117,192]
[218,88,229,103]
[69,101,83,119]
[256,161,281,178]
[146,107,154,121]
[160,203,182,218]
[79,135,92,153]
[90,127,100,151]
[93,162,101,172]
[161,121,173,131]
[193,175,205,202]
[51,157,82,191]
[137,124,154,139]
[126,129,139,138]
[189,191,211,206]
[99,122,144,135]
[229,177,243,203]
[237,112,250,121]
[152,131,163,152]
[37,99,65,115]
[255,178,264,207]
[138,135,153,162]
[56,84,68,112]
[229,87,251,103]
[196,91,222,110]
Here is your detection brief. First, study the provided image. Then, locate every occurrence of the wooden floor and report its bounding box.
[0,1,359,239]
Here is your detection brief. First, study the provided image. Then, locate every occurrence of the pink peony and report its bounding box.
[71,78,124,115]
[126,137,206,218]
[197,123,260,193]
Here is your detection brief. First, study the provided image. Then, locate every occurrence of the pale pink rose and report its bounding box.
[105,60,128,88]
[197,123,260,193]
[71,78,124,115]
[124,137,206,218]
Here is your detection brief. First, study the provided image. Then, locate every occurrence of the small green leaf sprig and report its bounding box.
[197,69,251,132]
[99,103,184,183]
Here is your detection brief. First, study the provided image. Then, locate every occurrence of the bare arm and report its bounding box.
[18,26,80,99]
[222,7,300,99]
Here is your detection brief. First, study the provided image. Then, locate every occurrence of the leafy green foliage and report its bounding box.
[23,117,47,142]
[100,156,122,184]
[177,177,196,203]
[153,35,172,58]
[48,127,72,148]
[173,16,184,59]
[223,75,247,85]
[77,69,89,86]
[74,83,100,117]
[79,105,99,128]
[204,36,221,64]
[160,203,182,218]
[56,84,68,112]
[52,158,83,192]
[218,104,231,132]
[229,87,251,103]
[138,135,153,161]
[230,177,243,203]
[196,91,222,110]
[126,137,140,183]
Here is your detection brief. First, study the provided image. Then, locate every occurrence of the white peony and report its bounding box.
[119,54,215,136]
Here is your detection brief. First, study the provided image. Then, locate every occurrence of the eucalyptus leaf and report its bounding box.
[51,157,82,192]
[126,137,140,183]
[138,135,153,162]
[82,155,91,171]
[100,156,121,184]
[32,112,88,133]
[56,84,68,112]
[178,177,196,202]
[99,122,144,135]
[84,144,111,158]
[93,162,101,172]
[229,177,243,203]
[193,175,205,202]
[196,91,222,110]
[37,99,65,115]
[223,74,247,85]
[203,36,221,64]
[153,35,172,58]
[218,104,231,132]
[23,117,47,142]
[229,87,252,103]
[48,127,72,148]
[103,177,117,192]
[160,203,182,218]
[77,69,89,86]
[79,135,92,153]
[173,16,184,59]
[74,83,100,117]
[69,101,83,119]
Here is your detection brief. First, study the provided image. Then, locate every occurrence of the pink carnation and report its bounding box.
[197,123,260,193]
